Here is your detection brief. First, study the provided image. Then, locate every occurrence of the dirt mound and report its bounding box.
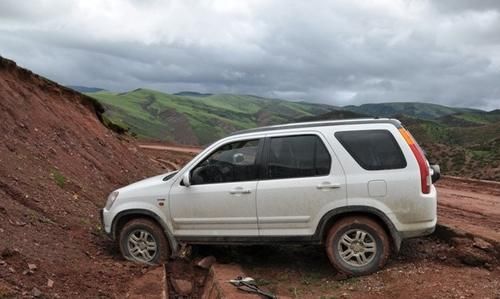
[0,57,165,297]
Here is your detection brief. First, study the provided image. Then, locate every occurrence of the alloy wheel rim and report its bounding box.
[337,228,377,267]
[127,229,158,262]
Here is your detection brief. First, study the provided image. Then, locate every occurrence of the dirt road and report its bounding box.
[139,143,202,154]
[437,176,500,243]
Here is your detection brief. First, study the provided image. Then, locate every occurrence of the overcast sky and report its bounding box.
[1,0,499,110]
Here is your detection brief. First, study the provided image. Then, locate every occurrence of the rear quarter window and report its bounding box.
[335,130,406,170]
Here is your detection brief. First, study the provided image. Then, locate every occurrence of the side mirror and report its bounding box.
[182,172,191,187]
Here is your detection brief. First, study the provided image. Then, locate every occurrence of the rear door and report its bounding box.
[256,131,347,236]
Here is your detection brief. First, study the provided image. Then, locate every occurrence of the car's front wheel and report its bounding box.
[325,216,390,276]
[119,218,169,264]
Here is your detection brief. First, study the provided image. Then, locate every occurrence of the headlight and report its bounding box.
[105,191,119,210]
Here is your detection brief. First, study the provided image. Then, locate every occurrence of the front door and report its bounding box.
[169,138,262,237]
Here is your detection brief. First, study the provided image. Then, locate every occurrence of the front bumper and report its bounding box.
[100,208,113,238]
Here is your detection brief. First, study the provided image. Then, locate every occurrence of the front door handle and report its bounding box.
[229,187,252,195]
[316,182,341,190]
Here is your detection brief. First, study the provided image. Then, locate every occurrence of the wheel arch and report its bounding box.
[111,209,178,254]
[315,206,402,253]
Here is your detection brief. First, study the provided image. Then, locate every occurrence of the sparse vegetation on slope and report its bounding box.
[87,88,499,180]
[343,102,482,120]
[88,89,334,145]
[0,56,165,298]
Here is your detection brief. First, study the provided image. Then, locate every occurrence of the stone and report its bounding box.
[196,256,216,270]
[32,287,42,298]
[473,237,493,252]
[28,263,37,271]
[47,279,54,288]
[170,278,193,295]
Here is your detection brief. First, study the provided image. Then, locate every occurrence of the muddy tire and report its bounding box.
[325,216,390,276]
[119,218,169,264]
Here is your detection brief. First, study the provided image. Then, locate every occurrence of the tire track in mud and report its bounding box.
[437,177,500,243]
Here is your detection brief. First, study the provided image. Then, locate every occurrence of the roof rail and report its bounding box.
[231,118,401,136]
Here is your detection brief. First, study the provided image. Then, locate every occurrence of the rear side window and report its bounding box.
[335,130,406,170]
[267,135,331,179]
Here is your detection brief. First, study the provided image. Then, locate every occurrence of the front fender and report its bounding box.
[109,202,178,254]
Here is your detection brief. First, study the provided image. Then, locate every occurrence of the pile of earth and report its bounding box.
[0,56,167,298]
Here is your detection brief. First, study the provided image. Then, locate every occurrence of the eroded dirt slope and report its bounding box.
[0,57,166,298]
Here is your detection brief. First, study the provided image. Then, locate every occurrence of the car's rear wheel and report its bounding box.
[325,216,390,276]
[119,218,169,264]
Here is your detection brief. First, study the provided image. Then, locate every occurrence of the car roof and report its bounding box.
[231,118,401,136]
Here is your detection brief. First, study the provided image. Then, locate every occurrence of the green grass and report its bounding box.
[51,169,66,188]
[87,89,333,144]
[87,88,499,180]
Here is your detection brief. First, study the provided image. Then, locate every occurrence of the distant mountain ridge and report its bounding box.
[86,89,334,145]
[343,102,483,120]
[85,88,499,180]
[85,88,494,145]
[173,91,212,97]
[67,85,105,93]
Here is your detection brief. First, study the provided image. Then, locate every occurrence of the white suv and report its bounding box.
[101,119,439,276]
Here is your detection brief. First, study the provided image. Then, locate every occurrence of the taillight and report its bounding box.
[399,128,431,194]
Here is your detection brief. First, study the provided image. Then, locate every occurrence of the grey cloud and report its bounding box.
[0,0,499,110]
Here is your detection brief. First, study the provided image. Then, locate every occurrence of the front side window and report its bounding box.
[335,130,407,170]
[266,135,331,179]
[190,139,260,184]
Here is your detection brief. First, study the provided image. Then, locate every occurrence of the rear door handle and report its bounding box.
[229,187,252,195]
[316,182,341,190]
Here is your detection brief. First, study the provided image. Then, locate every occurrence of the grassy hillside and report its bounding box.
[87,89,498,180]
[87,89,334,145]
[343,102,482,120]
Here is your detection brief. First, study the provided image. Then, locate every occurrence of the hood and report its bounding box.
[117,171,178,193]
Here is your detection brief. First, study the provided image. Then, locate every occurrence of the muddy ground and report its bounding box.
[198,236,499,299]
[1,143,499,298]
[140,145,500,299]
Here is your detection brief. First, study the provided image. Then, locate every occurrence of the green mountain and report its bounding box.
[343,102,482,120]
[87,88,334,145]
[67,85,105,93]
[86,88,498,180]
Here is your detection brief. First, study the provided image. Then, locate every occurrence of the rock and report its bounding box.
[484,263,494,271]
[47,279,54,288]
[28,263,37,271]
[8,267,15,273]
[459,253,488,267]
[1,247,20,258]
[196,256,216,270]
[32,287,42,298]
[196,275,206,286]
[170,278,193,295]
[473,238,493,252]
